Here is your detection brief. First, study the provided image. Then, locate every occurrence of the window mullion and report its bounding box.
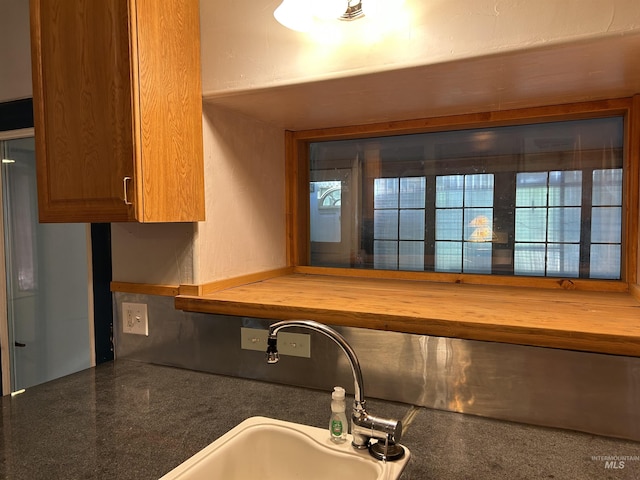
[579,168,594,278]
[425,175,436,271]
[493,171,516,275]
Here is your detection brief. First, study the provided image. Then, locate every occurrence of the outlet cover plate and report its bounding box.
[122,302,149,336]
[240,328,310,358]
[278,332,311,358]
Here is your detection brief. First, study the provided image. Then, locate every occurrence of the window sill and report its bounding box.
[173,269,640,357]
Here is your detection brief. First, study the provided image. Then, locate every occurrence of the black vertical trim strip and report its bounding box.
[91,223,114,364]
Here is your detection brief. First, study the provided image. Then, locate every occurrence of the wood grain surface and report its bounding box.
[175,272,640,357]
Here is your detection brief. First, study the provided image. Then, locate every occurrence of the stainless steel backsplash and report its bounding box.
[113,292,640,441]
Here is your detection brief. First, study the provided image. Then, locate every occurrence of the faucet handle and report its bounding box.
[351,412,403,449]
[373,416,403,445]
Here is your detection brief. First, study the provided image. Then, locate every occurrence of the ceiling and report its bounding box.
[203,32,640,131]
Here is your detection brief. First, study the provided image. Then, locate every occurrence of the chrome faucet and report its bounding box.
[266,320,403,456]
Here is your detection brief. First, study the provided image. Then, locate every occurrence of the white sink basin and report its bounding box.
[161,416,410,480]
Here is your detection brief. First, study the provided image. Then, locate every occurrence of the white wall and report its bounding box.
[193,104,286,284]
[110,223,197,285]
[0,0,32,102]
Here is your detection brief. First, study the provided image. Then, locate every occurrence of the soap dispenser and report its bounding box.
[329,386,348,443]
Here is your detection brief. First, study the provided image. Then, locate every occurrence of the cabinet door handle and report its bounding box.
[123,176,133,205]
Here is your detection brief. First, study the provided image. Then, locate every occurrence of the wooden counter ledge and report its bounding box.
[174,272,640,357]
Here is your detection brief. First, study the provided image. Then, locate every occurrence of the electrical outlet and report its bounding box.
[122,302,149,336]
[240,328,311,358]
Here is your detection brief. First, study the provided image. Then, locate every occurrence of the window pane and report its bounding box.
[592,169,622,206]
[549,170,581,207]
[400,177,426,208]
[399,241,424,271]
[310,181,341,243]
[463,243,492,274]
[516,172,548,207]
[374,210,398,240]
[436,175,463,208]
[436,209,462,241]
[374,178,399,209]
[514,243,546,276]
[399,209,424,240]
[374,241,397,270]
[435,241,461,272]
[547,207,581,243]
[546,243,580,277]
[590,244,621,279]
[591,207,622,243]
[465,209,493,242]
[515,208,547,242]
[465,174,494,207]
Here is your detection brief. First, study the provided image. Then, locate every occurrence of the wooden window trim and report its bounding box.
[287,97,639,287]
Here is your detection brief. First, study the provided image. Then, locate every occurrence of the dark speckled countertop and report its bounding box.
[1,360,639,479]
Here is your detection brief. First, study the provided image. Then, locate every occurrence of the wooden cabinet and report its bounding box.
[30,0,205,223]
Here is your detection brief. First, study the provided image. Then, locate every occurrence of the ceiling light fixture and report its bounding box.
[340,0,365,20]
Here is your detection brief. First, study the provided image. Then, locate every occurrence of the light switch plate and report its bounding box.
[122,302,149,336]
[240,328,310,358]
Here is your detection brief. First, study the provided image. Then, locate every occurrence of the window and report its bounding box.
[435,173,494,274]
[373,177,426,270]
[304,111,629,283]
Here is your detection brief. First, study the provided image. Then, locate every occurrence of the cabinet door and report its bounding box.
[132,0,205,223]
[31,0,136,223]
